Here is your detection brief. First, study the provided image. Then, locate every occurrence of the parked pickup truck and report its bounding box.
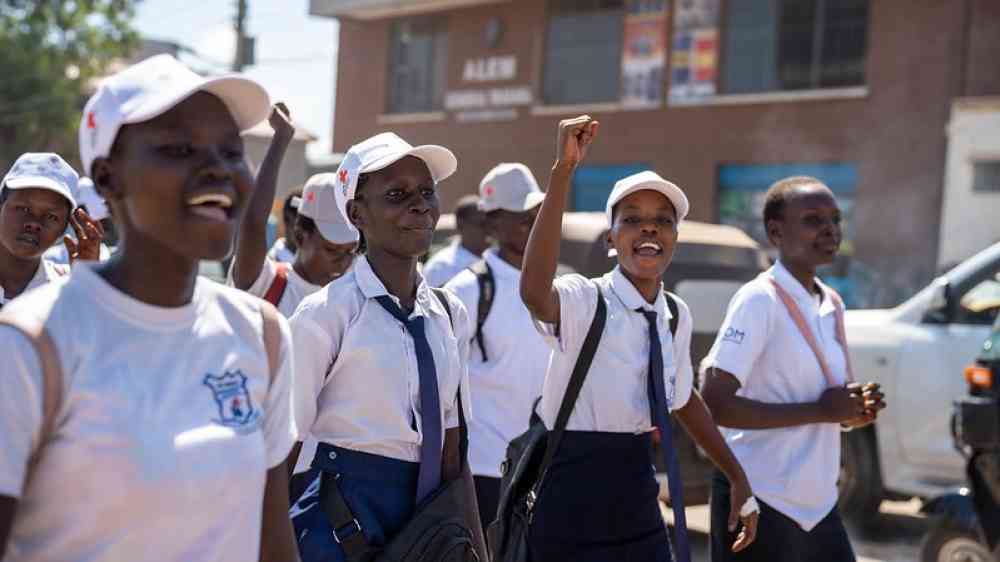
[840,242,1000,524]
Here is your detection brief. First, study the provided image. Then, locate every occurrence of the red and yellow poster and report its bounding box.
[668,0,720,103]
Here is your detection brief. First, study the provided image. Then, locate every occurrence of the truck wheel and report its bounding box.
[920,521,993,562]
[838,428,884,526]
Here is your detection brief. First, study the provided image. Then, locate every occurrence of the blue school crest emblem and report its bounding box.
[203,370,259,429]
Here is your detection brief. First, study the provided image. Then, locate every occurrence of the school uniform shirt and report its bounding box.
[290,255,473,464]
[423,239,480,288]
[267,237,295,263]
[445,249,551,478]
[230,257,322,318]
[701,260,850,531]
[0,265,297,562]
[534,267,694,433]
[0,258,68,307]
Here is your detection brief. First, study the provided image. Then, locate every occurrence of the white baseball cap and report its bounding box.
[478,163,545,213]
[298,173,360,244]
[76,178,110,221]
[79,54,271,175]
[333,132,457,222]
[1,152,78,209]
[605,171,689,228]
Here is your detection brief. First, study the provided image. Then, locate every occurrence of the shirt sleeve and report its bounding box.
[263,314,298,468]
[443,272,478,355]
[443,292,473,430]
[669,297,695,412]
[531,274,598,354]
[288,298,341,441]
[230,257,276,299]
[0,327,46,499]
[701,284,773,387]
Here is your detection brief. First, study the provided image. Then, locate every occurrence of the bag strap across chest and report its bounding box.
[468,260,495,362]
[769,278,854,385]
[263,262,290,307]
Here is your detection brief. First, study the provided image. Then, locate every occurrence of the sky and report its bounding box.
[133,0,340,158]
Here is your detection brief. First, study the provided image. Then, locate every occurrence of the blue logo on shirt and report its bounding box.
[203,370,259,430]
[723,327,745,345]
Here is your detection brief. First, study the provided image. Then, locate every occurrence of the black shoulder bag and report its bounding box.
[318,288,487,562]
[487,289,608,562]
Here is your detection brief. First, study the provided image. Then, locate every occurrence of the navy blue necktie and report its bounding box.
[640,309,691,562]
[375,295,442,504]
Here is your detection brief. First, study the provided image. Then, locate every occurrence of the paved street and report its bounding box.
[663,499,927,562]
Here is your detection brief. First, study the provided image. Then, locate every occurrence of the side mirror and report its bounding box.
[923,277,951,324]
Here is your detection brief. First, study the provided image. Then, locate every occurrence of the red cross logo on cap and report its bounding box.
[339,169,349,186]
[484,185,495,197]
[86,112,97,129]
[306,191,316,203]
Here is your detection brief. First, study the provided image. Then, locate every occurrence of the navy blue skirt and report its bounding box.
[291,444,419,562]
[527,431,673,562]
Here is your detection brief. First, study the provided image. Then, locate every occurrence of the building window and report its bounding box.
[721,0,869,94]
[571,163,648,211]
[386,17,447,114]
[543,0,625,106]
[972,160,1000,192]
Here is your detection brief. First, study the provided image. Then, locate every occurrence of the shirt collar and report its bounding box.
[483,248,521,279]
[771,260,834,313]
[609,266,670,318]
[356,255,434,318]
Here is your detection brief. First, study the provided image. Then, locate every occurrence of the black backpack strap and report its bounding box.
[530,287,607,501]
[468,260,494,361]
[664,291,679,337]
[430,286,470,458]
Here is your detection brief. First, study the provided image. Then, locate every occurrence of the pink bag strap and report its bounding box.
[0,312,64,482]
[769,278,854,386]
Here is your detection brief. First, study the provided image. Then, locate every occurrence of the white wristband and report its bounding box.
[740,496,760,517]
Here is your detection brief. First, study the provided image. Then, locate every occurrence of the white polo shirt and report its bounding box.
[267,237,295,263]
[445,249,551,478]
[423,239,480,288]
[0,258,68,306]
[42,241,113,265]
[533,268,694,433]
[0,265,296,562]
[702,261,849,531]
[290,255,472,464]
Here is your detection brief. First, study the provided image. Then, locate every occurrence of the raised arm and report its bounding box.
[232,103,295,290]
[520,116,598,323]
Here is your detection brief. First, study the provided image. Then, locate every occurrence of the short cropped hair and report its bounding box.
[455,195,480,222]
[762,176,827,225]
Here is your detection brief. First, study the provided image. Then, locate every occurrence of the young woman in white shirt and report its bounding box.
[288,132,481,561]
[0,55,298,562]
[700,176,886,562]
[519,115,758,561]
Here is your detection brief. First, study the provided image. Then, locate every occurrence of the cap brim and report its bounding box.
[3,177,77,208]
[362,144,458,184]
[315,219,360,245]
[124,75,271,133]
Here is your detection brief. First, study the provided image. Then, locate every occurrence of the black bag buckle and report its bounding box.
[333,518,362,545]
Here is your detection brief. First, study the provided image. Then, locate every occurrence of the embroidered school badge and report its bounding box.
[203,370,259,430]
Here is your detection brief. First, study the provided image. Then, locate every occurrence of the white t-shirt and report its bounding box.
[0,259,68,306]
[445,250,551,478]
[267,237,295,263]
[290,255,472,463]
[534,267,694,432]
[423,239,480,288]
[701,261,849,531]
[0,265,297,562]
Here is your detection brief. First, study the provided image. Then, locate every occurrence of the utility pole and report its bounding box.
[233,0,249,72]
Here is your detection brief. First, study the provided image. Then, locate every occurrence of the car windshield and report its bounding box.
[983,314,1000,362]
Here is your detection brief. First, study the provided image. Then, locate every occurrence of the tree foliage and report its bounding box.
[0,1,139,172]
